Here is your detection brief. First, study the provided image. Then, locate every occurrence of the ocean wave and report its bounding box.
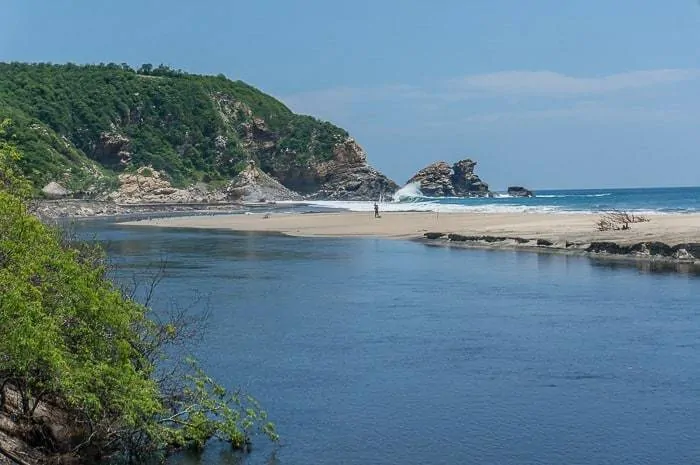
[536,193,612,198]
[285,200,566,214]
[277,200,693,215]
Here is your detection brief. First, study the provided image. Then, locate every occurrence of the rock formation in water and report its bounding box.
[507,186,534,197]
[406,158,490,197]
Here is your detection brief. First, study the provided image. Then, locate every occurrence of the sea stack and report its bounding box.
[406,158,490,197]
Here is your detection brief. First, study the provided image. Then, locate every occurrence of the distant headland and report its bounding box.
[1,62,532,215]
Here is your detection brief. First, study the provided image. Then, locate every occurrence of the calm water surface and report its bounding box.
[78,220,700,465]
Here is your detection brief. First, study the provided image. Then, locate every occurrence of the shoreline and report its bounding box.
[121,211,700,266]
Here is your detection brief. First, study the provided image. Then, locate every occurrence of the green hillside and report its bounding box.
[0,62,349,192]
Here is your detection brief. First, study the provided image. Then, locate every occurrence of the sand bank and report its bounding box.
[123,211,700,246]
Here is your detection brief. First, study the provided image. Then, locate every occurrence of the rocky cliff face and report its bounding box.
[407,159,489,197]
[213,93,397,200]
[107,167,226,204]
[92,130,132,167]
[301,139,399,200]
[2,63,398,202]
[224,161,302,202]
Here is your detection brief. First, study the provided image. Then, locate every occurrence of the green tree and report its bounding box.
[0,138,278,463]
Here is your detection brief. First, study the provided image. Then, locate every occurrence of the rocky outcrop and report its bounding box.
[507,186,534,197]
[41,182,70,199]
[108,167,226,204]
[92,131,132,167]
[224,161,302,202]
[260,137,397,200]
[406,159,489,197]
[1,382,85,465]
[303,139,399,200]
[212,94,398,200]
[451,159,489,196]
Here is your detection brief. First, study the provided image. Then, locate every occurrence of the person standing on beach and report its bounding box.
[374,202,380,218]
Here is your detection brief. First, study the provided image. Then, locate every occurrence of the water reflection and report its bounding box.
[68,220,700,465]
[167,446,280,465]
[588,258,700,276]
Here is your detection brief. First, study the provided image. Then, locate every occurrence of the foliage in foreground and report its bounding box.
[0,135,277,463]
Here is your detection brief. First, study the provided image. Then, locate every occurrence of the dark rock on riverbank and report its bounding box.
[445,233,531,244]
[421,233,700,267]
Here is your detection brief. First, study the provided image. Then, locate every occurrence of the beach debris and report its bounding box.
[596,210,650,231]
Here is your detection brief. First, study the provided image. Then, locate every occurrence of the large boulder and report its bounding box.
[41,182,70,199]
[407,158,490,197]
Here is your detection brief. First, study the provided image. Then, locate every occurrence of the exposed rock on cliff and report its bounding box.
[41,182,70,199]
[1,382,84,465]
[224,161,302,202]
[302,138,399,200]
[407,159,489,197]
[92,131,132,167]
[2,63,396,201]
[108,167,226,204]
[213,93,398,200]
[507,186,534,197]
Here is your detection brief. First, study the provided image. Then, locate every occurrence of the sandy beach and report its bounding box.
[123,211,700,247]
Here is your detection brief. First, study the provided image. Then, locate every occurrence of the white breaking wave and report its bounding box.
[276,200,680,215]
[392,182,425,202]
[282,200,566,214]
[536,193,612,198]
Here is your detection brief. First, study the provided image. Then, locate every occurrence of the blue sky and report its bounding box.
[2,0,700,189]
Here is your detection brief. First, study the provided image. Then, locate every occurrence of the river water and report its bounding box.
[76,220,700,465]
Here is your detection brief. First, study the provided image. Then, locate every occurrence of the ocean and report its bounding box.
[296,186,700,215]
[71,204,700,465]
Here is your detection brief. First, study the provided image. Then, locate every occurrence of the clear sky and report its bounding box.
[2,0,700,189]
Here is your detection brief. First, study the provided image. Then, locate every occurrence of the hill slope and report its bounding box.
[0,63,397,199]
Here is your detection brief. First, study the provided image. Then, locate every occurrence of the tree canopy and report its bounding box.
[0,127,277,463]
[0,62,348,191]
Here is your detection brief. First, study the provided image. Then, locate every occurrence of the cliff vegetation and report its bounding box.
[0,62,358,195]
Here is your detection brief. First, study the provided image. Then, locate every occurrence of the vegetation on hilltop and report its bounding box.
[0,62,349,191]
[0,126,278,463]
